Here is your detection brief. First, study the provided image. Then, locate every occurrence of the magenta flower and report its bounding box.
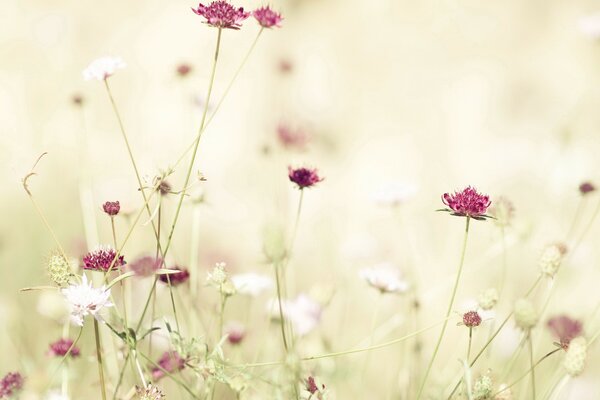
[440,186,492,220]
[288,166,323,189]
[277,124,308,150]
[176,63,192,77]
[547,315,583,349]
[0,372,24,398]
[83,245,126,272]
[253,6,283,28]
[158,266,190,286]
[462,311,482,328]
[48,338,80,358]
[579,181,596,195]
[129,256,162,277]
[151,351,186,381]
[191,1,250,30]
[102,201,120,216]
[226,322,246,345]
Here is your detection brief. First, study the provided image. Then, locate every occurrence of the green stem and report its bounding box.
[94,319,107,400]
[274,263,289,352]
[416,217,471,400]
[528,333,536,400]
[467,327,473,362]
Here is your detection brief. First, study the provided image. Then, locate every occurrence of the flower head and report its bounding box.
[62,274,113,326]
[129,256,162,277]
[304,376,327,399]
[48,338,80,358]
[176,63,192,77]
[158,266,190,286]
[136,384,165,400]
[277,124,309,150]
[489,196,514,227]
[230,272,273,297]
[539,243,567,278]
[440,186,492,219]
[288,166,323,189]
[47,253,73,286]
[472,374,493,400]
[563,336,587,376]
[462,310,482,328]
[0,372,24,398]
[253,6,283,28]
[206,262,235,295]
[514,298,538,331]
[151,351,186,381]
[102,201,120,216]
[226,321,246,344]
[83,56,126,81]
[83,245,126,272]
[272,294,322,336]
[579,181,596,195]
[359,263,409,294]
[478,288,499,311]
[191,1,250,30]
[547,315,583,350]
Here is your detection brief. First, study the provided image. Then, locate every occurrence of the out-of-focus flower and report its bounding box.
[158,266,190,286]
[102,201,120,216]
[225,321,246,344]
[83,245,126,272]
[489,196,514,227]
[547,315,583,350]
[473,374,493,400]
[48,338,80,358]
[563,336,587,377]
[278,58,293,73]
[45,391,70,400]
[579,181,596,195]
[304,376,327,399]
[262,224,287,263]
[136,384,165,399]
[0,372,24,398]
[231,272,273,297]
[207,262,228,286]
[462,310,482,328]
[514,299,538,331]
[359,263,409,294]
[478,288,499,310]
[372,182,417,207]
[83,56,126,81]
[579,14,600,39]
[191,1,250,30]
[176,63,192,77]
[72,94,84,106]
[253,6,283,28]
[47,253,73,286]
[494,383,513,400]
[129,256,162,277]
[277,124,309,150]
[288,166,324,189]
[539,243,568,278]
[62,274,113,326]
[277,294,322,336]
[151,351,186,381]
[440,186,492,219]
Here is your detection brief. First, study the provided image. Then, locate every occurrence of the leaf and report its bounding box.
[20,285,58,292]
[106,271,136,289]
[140,327,161,341]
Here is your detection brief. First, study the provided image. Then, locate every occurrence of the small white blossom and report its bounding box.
[231,272,274,297]
[83,56,126,81]
[270,294,322,336]
[563,336,587,377]
[207,262,228,286]
[359,263,409,294]
[61,275,113,326]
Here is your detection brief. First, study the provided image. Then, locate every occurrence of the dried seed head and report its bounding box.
[47,253,72,286]
[563,336,587,377]
[136,383,165,399]
[539,243,567,278]
[514,299,538,330]
[473,374,493,400]
[478,288,499,310]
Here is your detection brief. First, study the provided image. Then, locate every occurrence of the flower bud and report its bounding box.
[539,243,567,278]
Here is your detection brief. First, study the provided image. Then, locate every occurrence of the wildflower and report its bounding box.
[563,336,587,377]
[136,384,165,399]
[158,179,172,196]
[288,166,324,189]
[129,256,162,277]
[478,288,499,310]
[48,338,80,358]
[359,263,409,294]
[489,196,514,227]
[225,321,246,344]
[253,6,283,28]
[158,266,190,286]
[462,310,482,328]
[547,315,583,349]
[304,376,327,399]
[473,374,493,400]
[72,94,84,106]
[262,224,287,262]
[230,272,273,297]
[176,63,192,77]
[102,201,120,216]
[191,1,250,30]
[47,253,73,286]
[514,299,538,331]
[151,351,186,381]
[82,56,126,81]
[579,181,596,195]
[0,372,24,398]
[440,186,492,219]
[277,124,309,150]
[274,294,322,336]
[62,274,113,326]
[372,183,417,207]
[82,245,126,272]
[539,243,567,278]
[206,262,235,295]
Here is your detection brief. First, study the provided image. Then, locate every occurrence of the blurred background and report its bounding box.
[2,0,600,398]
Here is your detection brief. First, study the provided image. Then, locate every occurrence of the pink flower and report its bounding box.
[176,63,192,77]
[288,166,323,189]
[191,1,250,30]
[151,351,186,381]
[253,6,283,28]
[440,186,492,219]
[0,372,24,398]
[48,338,80,358]
[102,201,120,216]
[277,124,309,150]
[158,266,190,286]
[579,181,596,195]
[462,311,482,328]
[129,256,162,277]
[547,315,583,349]
[226,321,246,345]
[83,245,126,272]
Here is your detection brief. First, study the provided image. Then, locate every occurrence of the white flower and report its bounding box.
[563,336,588,377]
[83,56,126,81]
[270,294,322,336]
[371,183,417,207]
[359,263,409,294]
[207,262,228,286]
[579,14,600,39]
[231,272,274,297]
[61,274,113,326]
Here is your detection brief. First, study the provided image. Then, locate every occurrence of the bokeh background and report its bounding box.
[2,0,600,398]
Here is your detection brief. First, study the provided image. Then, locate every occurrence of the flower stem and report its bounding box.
[416,217,471,400]
[528,333,536,400]
[93,319,108,400]
[274,262,289,352]
[467,327,473,362]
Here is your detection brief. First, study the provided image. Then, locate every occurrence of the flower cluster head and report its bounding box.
[253,6,283,28]
[191,1,249,30]
[230,272,273,297]
[539,243,568,278]
[271,294,322,336]
[0,372,24,398]
[563,336,587,376]
[288,166,324,189]
[489,196,514,227]
[102,201,120,216]
[83,245,126,272]
[225,321,246,345]
[151,351,186,381]
[129,256,162,277]
[478,288,499,311]
[579,181,596,195]
[547,315,583,350]
[304,376,327,399]
[136,384,165,400]
[514,298,538,331]
[83,56,126,81]
[206,262,236,295]
[47,253,72,286]
[159,266,190,286]
[48,338,80,358]
[462,310,482,328]
[440,186,492,220]
[62,274,113,326]
[176,63,192,77]
[472,374,493,400]
[277,124,309,150]
[359,263,409,294]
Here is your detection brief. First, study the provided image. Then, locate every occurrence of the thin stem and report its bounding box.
[528,333,536,400]
[274,263,289,352]
[416,217,471,400]
[467,327,473,362]
[93,319,107,400]
[136,276,159,333]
